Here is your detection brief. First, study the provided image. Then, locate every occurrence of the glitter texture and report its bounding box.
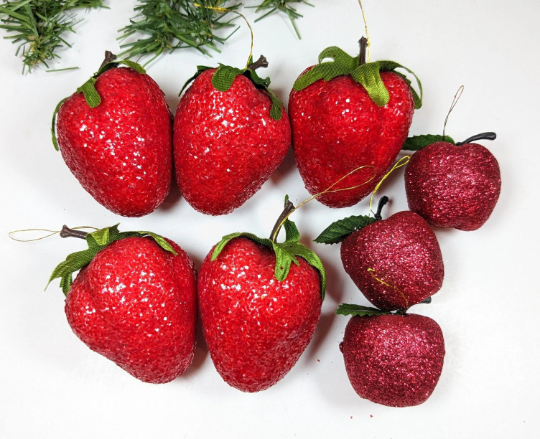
[65,237,197,384]
[174,69,291,216]
[405,141,501,231]
[341,314,445,407]
[57,67,172,217]
[341,211,444,311]
[198,237,322,392]
[289,71,414,208]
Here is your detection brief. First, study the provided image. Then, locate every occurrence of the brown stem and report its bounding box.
[456,132,497,146]
[248,55,269,71]
[60,225,88,240]
[270,200,296,242]
[99,51,117,70]
[374,196,389,221]
[359,36,368,66]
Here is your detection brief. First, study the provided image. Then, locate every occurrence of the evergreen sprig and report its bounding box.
[118,0,241,65]
[248,0,313,39]
[0,0,107,74]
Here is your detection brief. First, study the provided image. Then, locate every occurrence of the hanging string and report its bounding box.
[358,0,371,62]
[193,3,254,69]
[270,164,377,242]
[367,268,410,310]
[8,226,98,243]
[443,85,465,140]
[367,155,410,216]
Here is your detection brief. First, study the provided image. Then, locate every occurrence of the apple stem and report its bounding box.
[270,199,296,242]
[247,55,269,71]
[374,196,389,221]
[359,36,368,66]
[421,297,432,304]
[99,51,117,70]
[60,225,88,240]
[456,132,497,146]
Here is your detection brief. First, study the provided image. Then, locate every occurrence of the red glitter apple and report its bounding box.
[315,197,444,311]
[404,132,501,231]
[337,304,445,407]
[174,56,290,215]
[53,52,172,217]
[289,38,422,208]
[49,225,197,384]
[198,197,325,392]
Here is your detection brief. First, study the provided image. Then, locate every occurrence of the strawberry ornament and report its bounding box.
[289,36,422,208]
[337,304,445,407]
[316,196,444,311]
[198,196,325,391]
[403,132,501,231]
[49,225,197,384]
[52,51,172,217]
[174,55,290,215]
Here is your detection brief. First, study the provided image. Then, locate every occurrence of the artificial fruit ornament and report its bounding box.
[198,196,325,392]
[48,225,197,384]
[404,132,500,231]
[337,304,445,407]
[289,35,422,208]
[52,51,172,217]
[175,53,290,215]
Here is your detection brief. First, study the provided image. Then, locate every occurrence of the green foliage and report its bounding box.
[249,0,313,39]
[314,215,377,245]
[48,225,177,295]
[336,303,392,317]
[0,0,107,74]
[402,134,455,151]
[118,0,241,65]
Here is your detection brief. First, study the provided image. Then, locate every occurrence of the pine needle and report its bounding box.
[118,0,242,66]
[248,0,313,39]
[0,0,107,74]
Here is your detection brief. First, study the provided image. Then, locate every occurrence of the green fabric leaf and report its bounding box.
[292,46,422,109]
[76,78,100,108]
[402,134,455,151]
[212,64,244,91]
[272,242,298,281]
[48,225,177,295]
[314,215,377,245]
[336,303,391,317]
[51,97,68,151]
[211,232,273,262]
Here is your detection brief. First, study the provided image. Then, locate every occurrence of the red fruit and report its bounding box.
[198,237,322,392]
[55,55,172,217]
[340,313,445,407]
[341,211,444,311]
[405,139,501,231]
[289,46,421,208]
[52,226,197,383]
[174,62,290,215]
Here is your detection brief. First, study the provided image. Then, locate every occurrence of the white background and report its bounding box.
[1,0,539,437]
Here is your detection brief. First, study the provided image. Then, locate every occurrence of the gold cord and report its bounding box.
[368,156,410,215]
[443,85,465,139]
[8,226,98,242]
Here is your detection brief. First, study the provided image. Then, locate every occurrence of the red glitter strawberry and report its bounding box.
[49,225,197,384]
[315,197,444,311]
[289,38,422,208]
[404,132,501,231]
[52,51,172,217]
[174,56,291,215]
[198,197,325,391]
[337,304,445,407]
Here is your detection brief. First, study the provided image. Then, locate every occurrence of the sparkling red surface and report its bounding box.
[198,238,322,392]
[405,141,502,231]
[341,211,444,311]
[57,67,172,217]
[174,69,291,216]
[341,313,445,407]
[65,237,197,384]
[289,70,414,207]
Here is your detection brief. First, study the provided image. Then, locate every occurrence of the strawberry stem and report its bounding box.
[247,55,269,71]
[60,225,88,240]
[359,36,368,66]
[270,199,296,242]
[456,132,497,146]
[99,50,117,70]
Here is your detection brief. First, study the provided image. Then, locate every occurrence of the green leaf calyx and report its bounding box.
[402,134,455,151]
